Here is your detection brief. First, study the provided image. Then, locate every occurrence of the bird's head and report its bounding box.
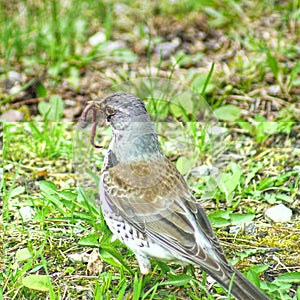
[93,92,151,131]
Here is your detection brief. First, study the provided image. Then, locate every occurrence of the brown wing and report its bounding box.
[102,155,227,265]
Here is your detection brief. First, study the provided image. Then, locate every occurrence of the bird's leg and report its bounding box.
[135,253,151,275]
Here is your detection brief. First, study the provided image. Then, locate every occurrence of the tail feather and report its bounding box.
[200,262,269,300]
[227,267,269,300]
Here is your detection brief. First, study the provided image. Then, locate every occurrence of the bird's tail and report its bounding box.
[226,266,269,300]
[198,260,270,300]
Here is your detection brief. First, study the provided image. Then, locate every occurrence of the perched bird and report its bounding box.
[80,92,270,300]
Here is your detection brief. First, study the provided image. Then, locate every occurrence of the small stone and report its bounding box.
[89,31,106,46]
[9,85,20,94]
[265,204,292,223]
[19,206,35,222]
[207,126,227,135]
[0,110,24,122]
[64,99,77,107]
[229,222,256,236]
[106,40,126,51]
[262,31,270,39]
[268,85,281,96]
[229,225,241,235]
[113,3,129,15]
[68,252,89,263]
[8,71,21,84]
[245,222,257,235]
[191,165,219,178]
[155,37,181,58]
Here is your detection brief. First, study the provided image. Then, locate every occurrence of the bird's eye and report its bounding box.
[105,106,115,116]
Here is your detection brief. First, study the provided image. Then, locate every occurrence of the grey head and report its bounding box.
[96,92,161,162]
[97,92,151,131]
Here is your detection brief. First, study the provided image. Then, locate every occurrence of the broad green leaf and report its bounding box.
[177,91,194,114]
[209,210,231,219]
[38,101,51,118]
[245,270,260,287]
[192,75,214,94]
[229,161,242,175]
[230,213,255,225]
[99,245,133,274]
[208,217,231,227]
[36,82,47,97]
[213,105,241,121]
[22,275,51,292]
[232,249,259,262]
[238,121,252,132]
[275,272,300,283]
[247,265,269,273]
[49,96,64,121]
[176,156,193,175]
[276,194,292,203]
[219,172,240,196]
[59,191,77,201]
[16,248,32,262]
[254,115,266,122]
[38,96,64,121]
[78,233,101,247]
[264,193,276,204]
[169,91,195,119]
[9,186,25,198]
[170,103,186,118]
[39,181,57,194]
[208,210,231,227]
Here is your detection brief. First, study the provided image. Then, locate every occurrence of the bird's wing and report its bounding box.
[101,156,227,266]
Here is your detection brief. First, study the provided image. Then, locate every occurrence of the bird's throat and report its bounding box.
[110,123,161,163]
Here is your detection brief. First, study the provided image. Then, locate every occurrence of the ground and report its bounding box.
[0,1,300,299]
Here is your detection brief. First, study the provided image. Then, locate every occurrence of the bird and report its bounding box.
[80,92,270,300]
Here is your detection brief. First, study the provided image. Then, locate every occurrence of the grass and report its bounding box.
[1,0,300,299]
[2,115,300,299]
[1,1,107,66]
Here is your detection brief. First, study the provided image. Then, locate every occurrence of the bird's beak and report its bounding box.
[88,100,102,112]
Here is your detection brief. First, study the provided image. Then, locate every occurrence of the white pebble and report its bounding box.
[8,71,21,84]
[19,206,35,222]
[265,204,292,223]
[89,31,106,46]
